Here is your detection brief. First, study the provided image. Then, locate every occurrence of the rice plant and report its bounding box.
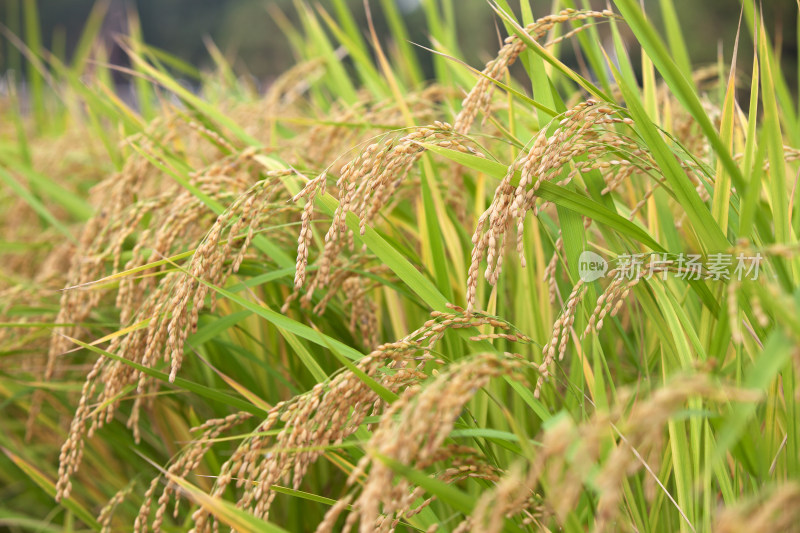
[1,0,800,531]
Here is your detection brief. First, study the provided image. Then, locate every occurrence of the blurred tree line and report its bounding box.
[0,0,797,91]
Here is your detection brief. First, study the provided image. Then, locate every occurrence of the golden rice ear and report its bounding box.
[342,352,532,532]
[285,122,477,311]
[713,483,800,533]
[52,134,302,500]
[453,10,617,135]
[538,278,586,399]
[446,376,758,533]
[183,310,529,532]
[466,100,621,315]
[133,411,253,533]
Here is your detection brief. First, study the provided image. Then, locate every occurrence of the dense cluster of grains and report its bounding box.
[454,376,760,533]
[54,148,298,501]
[35,61,455,504]
[714,483,800,533]
[286,120,481,313]
[464,96,715,315]
[135,411,253,532]
[466,99,630,313]
[339,352,531,533]
[181,309,528,532]
[453,9,617,134]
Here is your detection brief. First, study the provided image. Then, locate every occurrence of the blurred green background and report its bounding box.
[0,0,797,88]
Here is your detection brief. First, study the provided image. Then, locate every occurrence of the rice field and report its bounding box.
[2,1,800,531]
